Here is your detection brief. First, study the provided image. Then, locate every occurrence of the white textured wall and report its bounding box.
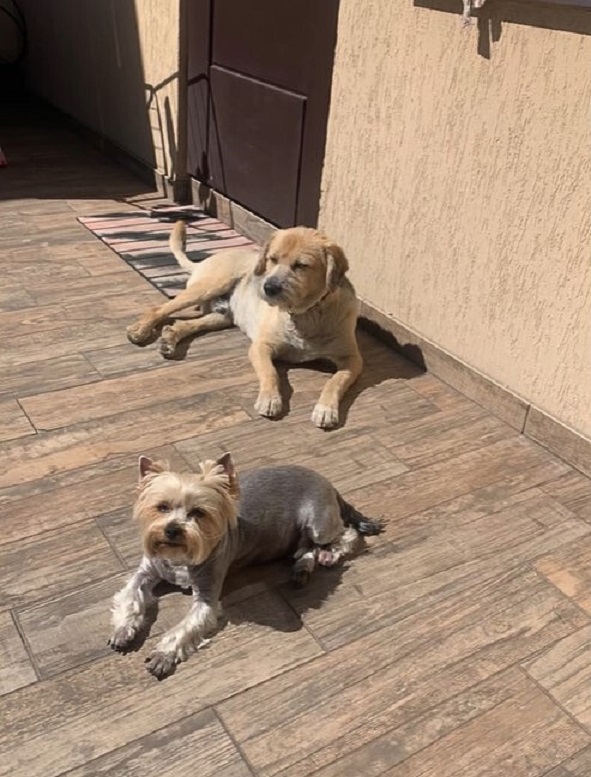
[319,0,591,438]
[19,0,180,175]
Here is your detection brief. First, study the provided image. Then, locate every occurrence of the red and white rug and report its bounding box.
[78,204,255,297]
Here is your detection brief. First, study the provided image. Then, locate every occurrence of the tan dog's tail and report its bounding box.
[169,220,195,273]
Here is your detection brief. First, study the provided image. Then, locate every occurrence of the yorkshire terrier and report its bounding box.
[108,453,381,678]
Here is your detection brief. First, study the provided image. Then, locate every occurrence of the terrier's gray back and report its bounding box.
[233,465,342,565]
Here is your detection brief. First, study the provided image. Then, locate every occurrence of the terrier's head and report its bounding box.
[134,453,239,565]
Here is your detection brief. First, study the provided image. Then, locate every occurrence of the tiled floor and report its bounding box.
[3,102,591,777]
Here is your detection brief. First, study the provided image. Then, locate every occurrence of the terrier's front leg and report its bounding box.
[109,566,156,652]
[144,597,219,679]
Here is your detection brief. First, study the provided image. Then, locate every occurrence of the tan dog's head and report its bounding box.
[254,227,349,313]
[133,453,239,565]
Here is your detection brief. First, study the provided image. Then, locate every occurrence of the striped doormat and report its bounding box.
[78,204,255,298]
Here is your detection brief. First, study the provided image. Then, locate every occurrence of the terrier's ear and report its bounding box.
[138,455,168,482]
[216,452,240,498]
[254,238,271,276]
[325,241,349,291]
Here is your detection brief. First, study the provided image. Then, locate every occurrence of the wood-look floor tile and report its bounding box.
[536,536,591,614]
[0,353,100,399]
[0,284,37,312]
[0,321,127,368]
[96,508,143,568]
[62,709,252,777]
[3,260,90,284]
[75,252,135,277]
[542,471,591,522]
[282,669,588,777]
[17,572,129,678]
[0,394,249,490]
[29,270,149,305]
[84,327,246,377]
[347,436,571,532]
[0,398,35,442]
[379,673,587,777]
[0,521,123,609]
[407,372,481,412]
[383,413,514,470]
[217,567,585,776]
[0,611,36,696]
[0,291,162,343]
[0,444,189,545]
[284,489,588,651]
[20,354,256,431]
[525,624,591,727]
[0,591,322,777]
[546,746,591,776]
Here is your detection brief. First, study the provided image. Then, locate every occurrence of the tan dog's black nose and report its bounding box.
[263,278,282,297]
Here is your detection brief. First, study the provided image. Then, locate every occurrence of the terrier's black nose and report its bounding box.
[165,523,182,541]
[264,278,282,297]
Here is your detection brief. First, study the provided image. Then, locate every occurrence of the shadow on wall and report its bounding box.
[414,0,591,59]
[2,0,181,199]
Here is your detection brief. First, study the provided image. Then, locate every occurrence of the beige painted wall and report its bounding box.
[19,0,180,176]
[319,1,591,438]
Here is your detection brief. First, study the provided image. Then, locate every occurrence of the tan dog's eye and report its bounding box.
[157,502,171,513]
[268,256,278,265]
[188,507,205,520]
[292,260,308,270]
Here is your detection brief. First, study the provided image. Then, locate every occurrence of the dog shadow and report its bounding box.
[122,541,372,679]
[131,321,425,426]
[222,557,349,633]
[275,328,424,427]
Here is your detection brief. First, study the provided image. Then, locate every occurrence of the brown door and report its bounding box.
[186,0,339,228]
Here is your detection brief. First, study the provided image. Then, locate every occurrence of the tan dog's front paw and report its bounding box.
[126,320,154,346]
[312,404,340,429]
[159,325,177,359]
[255,393,283,418]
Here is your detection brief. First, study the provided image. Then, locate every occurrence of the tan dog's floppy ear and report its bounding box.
[138,456,169,482]
[216,452,240,498]
[254,239,271,276]
[325,242,349,291]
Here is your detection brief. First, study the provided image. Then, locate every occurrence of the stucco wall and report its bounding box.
[19,0,180,176]
[319,1,591,439]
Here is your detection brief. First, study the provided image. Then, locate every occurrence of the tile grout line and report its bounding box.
[51,705,219,777]
[10,608,42,683]
[530,565,591,625]
[16,397,39,435]
[274,584,329,655]
[518,664,591,741]
[214,708,258,777]
[93,515,131,572]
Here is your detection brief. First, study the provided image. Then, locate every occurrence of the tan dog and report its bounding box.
[126,222,362,428]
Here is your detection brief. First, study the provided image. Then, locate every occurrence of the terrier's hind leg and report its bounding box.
[291,546,317,589]
[317,527,360,567]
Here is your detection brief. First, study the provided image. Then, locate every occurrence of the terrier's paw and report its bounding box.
[255,393,283,418]
[318,549,341,567]
[144,650,177,679]
[108,624,138,652]
[126,321,154,346]
[311,404,339,429]
[291,567,311,589]
[159,326,177,359]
